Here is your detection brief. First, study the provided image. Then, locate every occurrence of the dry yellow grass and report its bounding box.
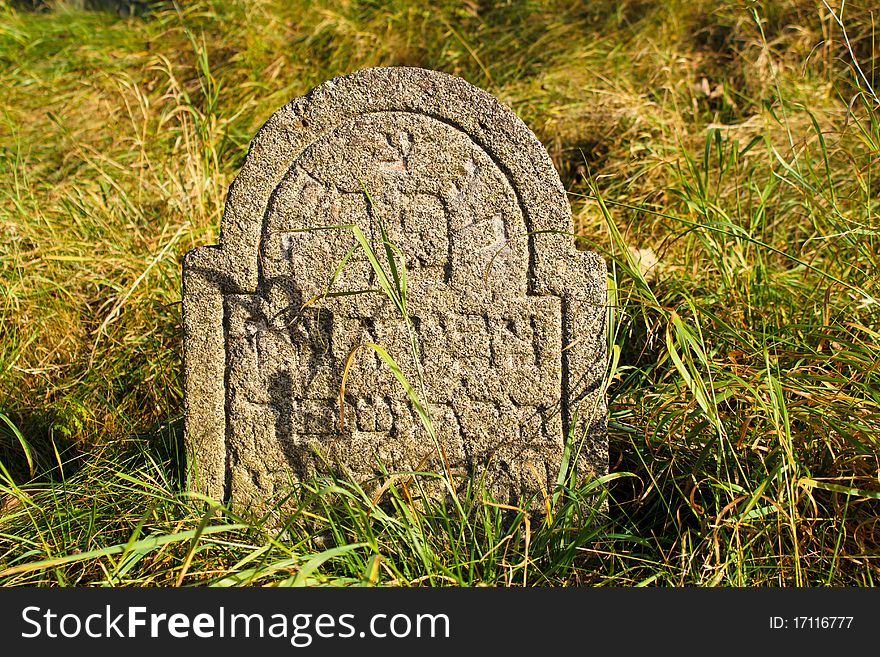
[0,0,877,586]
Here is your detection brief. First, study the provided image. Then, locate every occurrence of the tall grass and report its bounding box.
[0,0,877,585]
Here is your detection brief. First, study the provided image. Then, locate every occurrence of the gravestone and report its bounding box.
[182,67,607,511]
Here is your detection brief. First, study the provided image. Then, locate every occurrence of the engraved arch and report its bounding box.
[256,110,532,301]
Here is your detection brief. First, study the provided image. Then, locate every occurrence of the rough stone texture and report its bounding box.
[183,67,607,511]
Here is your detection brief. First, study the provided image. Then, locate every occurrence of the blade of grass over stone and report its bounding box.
[318,242,358,303]
[296,243,388,351]
[362,342,435,443]
[338,345,362,432]
[304,223,406,315]
[313,202,455,506]
[302,288,383,304]
[360,180,407,312]
[552,419,577,510]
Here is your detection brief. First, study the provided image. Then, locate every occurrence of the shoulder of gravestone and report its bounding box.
[181,245,237,292]
[534,243,607,303]
[182,244,221,270]
[565,249,607,305]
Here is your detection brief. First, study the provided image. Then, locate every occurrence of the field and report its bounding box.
[0,0,878,586]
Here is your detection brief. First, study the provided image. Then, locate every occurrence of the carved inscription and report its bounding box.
[223,112,563,504]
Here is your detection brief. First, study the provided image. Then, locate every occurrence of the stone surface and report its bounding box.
[182,67,607,511]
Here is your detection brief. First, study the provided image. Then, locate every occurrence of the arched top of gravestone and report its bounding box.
[186,66,578,294]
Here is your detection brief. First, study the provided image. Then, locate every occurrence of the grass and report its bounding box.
[0,0,878,586]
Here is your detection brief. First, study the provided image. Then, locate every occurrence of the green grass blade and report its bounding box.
[0,413,33,478]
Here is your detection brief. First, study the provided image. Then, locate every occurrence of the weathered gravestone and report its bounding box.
[182,67,607,511]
